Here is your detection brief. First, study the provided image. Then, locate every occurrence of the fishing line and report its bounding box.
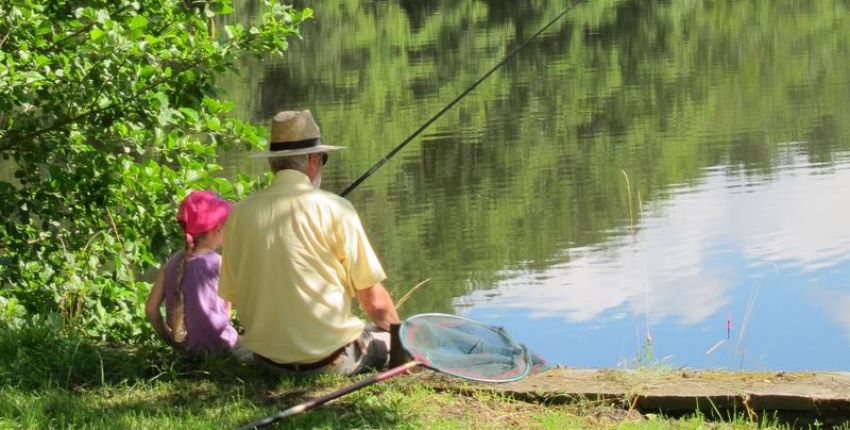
[340,0,586,197]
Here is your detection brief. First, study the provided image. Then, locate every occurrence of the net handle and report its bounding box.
[236,313,535,429]
[235,361,420,430]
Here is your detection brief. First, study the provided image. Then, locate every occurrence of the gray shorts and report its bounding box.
[331,325,391,375]
[256,326,391,376]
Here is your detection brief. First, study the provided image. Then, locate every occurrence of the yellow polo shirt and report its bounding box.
[219,170,386,363]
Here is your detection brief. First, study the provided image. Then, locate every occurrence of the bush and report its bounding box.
[0,0,309,341]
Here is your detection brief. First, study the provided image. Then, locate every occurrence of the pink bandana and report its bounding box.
[176,190,231,246]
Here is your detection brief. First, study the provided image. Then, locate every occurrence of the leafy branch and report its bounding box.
[0,0,310,342]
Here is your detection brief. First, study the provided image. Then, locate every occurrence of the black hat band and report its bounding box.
[269,137,322,151]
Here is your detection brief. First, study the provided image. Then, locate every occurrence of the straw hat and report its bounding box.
[251,110,346,158]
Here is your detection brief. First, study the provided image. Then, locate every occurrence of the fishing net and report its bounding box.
[399,313,539,383]
[236,314,545,429]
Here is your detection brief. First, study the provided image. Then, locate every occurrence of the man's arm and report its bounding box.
[356,282,400,331]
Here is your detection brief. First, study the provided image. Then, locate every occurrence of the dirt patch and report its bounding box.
[417,369,850,428]
[414,387,645,430]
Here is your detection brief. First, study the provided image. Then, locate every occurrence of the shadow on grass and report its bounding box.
[0,323,409,429]
[3,380,406,429]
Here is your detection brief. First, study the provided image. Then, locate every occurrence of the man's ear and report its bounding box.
[306,153,321,176]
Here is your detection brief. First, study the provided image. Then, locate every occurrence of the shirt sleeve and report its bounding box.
[338,203,386,291]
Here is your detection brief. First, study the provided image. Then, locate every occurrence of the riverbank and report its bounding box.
[429,368,850,428]
[5,363,850,429]
[3,325,849,429]
[0,369,812,430]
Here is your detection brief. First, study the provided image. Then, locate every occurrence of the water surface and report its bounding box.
[222,0,850,370]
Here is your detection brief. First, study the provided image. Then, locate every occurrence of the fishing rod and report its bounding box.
[340,0,586,198]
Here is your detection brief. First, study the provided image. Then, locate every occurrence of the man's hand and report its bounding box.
[356,283,400,331]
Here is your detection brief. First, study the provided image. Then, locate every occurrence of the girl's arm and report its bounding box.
[145,267,172,342]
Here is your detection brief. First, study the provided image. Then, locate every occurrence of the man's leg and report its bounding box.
[252,327,392,376]
[230,336,255,363]
[331,325,391,375]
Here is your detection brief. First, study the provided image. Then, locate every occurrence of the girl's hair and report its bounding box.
[168,236,197,345]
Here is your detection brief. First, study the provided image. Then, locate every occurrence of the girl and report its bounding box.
[145,190,237,354]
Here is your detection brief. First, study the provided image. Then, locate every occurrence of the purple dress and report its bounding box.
[164,251,237,353]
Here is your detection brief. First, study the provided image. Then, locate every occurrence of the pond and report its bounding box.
[220,0,850,371]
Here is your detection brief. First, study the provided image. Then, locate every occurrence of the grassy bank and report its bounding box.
[0,323,832,429]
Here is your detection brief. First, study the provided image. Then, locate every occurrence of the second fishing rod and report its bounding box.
[340,0,585,198]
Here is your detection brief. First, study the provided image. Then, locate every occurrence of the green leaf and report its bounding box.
[201,97,221,112]
[90,28,106,42]
[178,107,199,122]
[129,15,148,31]
[206,116,222,131]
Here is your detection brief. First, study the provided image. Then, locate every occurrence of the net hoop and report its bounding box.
[400,313,532,383]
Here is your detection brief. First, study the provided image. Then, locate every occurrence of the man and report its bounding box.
[219,110,401,375]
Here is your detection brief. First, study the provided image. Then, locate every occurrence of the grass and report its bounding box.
[0,322,845,429]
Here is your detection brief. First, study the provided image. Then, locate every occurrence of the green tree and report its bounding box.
[0,0,309,341]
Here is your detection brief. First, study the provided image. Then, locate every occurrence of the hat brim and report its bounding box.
[251,145,347,159]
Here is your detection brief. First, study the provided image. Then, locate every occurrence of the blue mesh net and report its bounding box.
[400,313,542,383]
